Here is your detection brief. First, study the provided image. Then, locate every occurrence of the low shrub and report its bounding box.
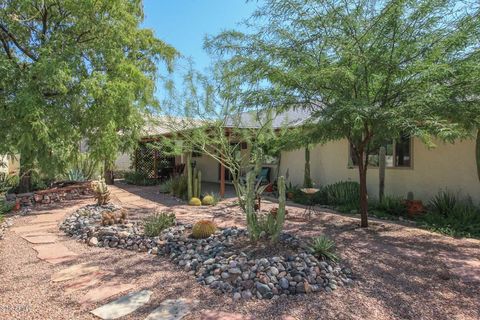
[159,179,173,193]
[416,192,480,238]
[308,235,339,261]
[0,173,18,195]
[370,195,407,217]
[143,212,176,237]
[428,190,458,217]
[189,197,202,206]
[191,220,217,239]
[170,175,188,199]
[0,199,14,217]
[323,181,359,207]
[124,171,158,186]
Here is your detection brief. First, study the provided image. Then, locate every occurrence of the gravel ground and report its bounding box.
[0,185,479,320]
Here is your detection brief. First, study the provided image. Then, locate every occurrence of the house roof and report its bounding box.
[224,108,312,129]
[142,108,312,138]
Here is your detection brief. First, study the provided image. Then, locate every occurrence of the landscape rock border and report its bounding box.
[60,205,354,300]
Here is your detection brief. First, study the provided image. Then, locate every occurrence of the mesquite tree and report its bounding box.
[206,0,479,227]
[0,0,177,191]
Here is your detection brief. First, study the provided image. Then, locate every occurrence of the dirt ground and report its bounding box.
[0,183,479,320]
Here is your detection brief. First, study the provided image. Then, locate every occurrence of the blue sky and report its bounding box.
[142,0,260,73]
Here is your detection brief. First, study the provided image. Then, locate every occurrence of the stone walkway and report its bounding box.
[3,186,249,320]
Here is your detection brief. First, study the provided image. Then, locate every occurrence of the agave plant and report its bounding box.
[308,235,339,262]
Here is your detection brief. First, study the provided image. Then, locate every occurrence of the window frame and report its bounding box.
[347,137,414,170]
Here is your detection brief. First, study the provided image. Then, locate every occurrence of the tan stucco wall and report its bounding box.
[0,155,20,175]
[279,138,480,204]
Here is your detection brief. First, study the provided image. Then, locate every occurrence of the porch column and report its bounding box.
[220,162,225,198]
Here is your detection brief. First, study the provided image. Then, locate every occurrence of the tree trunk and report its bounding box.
[104,160,114,185]
[18,155,33,193]
[379,146,386,202]
[18,167,31,193]
[357,151,369,228]
[476,129,480,182]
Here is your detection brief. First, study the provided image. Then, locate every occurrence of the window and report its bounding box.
[349,135,411,168]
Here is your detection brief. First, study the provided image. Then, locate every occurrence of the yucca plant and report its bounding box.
[308,235,339,261]
[429,190,457,217]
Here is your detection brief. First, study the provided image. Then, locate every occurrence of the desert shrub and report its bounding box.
[0,199,14,217]
[0,173,18,195]
[159,179,173,193]
[189,197,202,206]
[370,195,407,217]
[124,171,158,186]
[323,181,360,207]
[143,212,176,237]
[308,235,339,261]
[64,153,99,181]
[170,175,188,199]
[416,192,480,238]
[428,190,458,217]
[191,220,217,239]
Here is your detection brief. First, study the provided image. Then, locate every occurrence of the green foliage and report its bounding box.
[143,212,176,237]
[308,236,339,262]
[191,220,217,239]
[0,173,18,195]
[170,175,188,199]
[124,171,158,186]
[0,0,177,180]
[0,199,14,217]
[370,195,407,217]
[207,0,480,227]
[416,191,480,238]
[189,197,202,206]
[428,190,458,217]
[159,179,173,193]
[323,181,360,207]
[65,153,99,182]
[201,195,215,206]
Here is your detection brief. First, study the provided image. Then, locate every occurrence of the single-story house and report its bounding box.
[116,111,480,204]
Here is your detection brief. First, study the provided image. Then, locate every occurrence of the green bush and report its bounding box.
[370,195,407,217]
[143,212,176,237]
[0,173,18,195]
[308,235,339,261]
[159,179,173,193]
[124,171,158,186]
[417,192,480,238]
[428,190,458,217]
[323,181,360,207]
[170,175,188,199]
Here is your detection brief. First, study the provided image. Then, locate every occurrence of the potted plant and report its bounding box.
[404,191,425,217]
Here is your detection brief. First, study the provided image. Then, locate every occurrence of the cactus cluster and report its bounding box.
[191,220,217,239]
[101,209,127,226]
[189,197,202,206]
[186,153,202,200]
[91,178,110,205]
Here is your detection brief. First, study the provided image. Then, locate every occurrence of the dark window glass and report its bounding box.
[395,135,411,167]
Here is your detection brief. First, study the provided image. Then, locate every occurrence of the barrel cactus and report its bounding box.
[202,195,215,205]
[191,220,217,239]
[189,197,202,206]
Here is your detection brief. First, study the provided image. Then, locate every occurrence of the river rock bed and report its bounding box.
[60,205,354,300]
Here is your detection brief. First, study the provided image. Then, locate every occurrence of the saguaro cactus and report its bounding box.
[186,152,192,200]
[271,176,286,242]
[476,129,480,182]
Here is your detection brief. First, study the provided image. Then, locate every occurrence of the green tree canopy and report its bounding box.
[207,0,480,227]
[0,0,177,189]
